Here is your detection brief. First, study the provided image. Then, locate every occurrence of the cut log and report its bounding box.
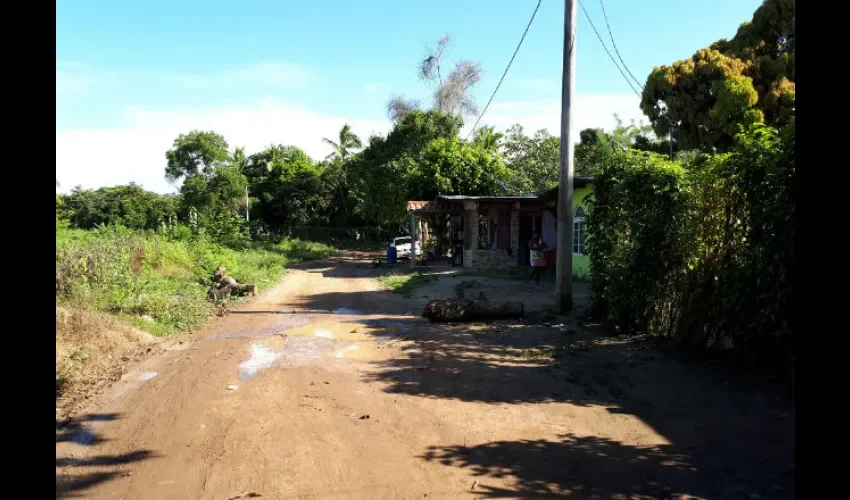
[422,299,524,323]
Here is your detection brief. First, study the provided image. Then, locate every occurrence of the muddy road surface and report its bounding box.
[56,253,794,499]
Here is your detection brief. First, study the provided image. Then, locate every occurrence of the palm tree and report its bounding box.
[322,124,363,162]
[473,126,504,151]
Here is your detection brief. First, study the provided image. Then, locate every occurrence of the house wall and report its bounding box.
[444,187,594,277]
[542,210,557,248]
[573,185,592,279]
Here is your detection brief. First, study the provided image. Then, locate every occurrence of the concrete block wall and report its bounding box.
[465,249,517,271]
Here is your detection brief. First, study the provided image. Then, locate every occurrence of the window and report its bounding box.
[573,207,586,255]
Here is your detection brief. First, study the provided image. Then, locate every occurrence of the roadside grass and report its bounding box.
[378,271,439,298]
[519,347,557,361]
[56,226,337,337]
[55,226,337,412]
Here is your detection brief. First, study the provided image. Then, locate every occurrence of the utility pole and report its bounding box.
[245,185,250,222]
[555,0,577,313]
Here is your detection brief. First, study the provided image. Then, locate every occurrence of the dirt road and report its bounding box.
[56,253,795,499]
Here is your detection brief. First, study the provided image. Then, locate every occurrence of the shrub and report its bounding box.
[587,151,691,333]
[587,125,794,369]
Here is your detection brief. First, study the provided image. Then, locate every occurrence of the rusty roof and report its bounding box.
[407,200,464,213]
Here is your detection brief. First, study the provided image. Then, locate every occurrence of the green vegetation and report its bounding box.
[641,0,794,151]
[587,124,794,369]
[378,272,439,298]
[55,0,794,373]
[56,226,336,336]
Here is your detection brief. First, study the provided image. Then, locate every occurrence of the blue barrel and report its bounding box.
[386,245,397,265]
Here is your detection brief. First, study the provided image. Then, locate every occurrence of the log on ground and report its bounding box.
[422,299,524,323]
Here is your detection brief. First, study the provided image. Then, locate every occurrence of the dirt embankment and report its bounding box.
[56,307,162,420]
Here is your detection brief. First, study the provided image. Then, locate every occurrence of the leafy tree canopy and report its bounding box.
[640,0,794,151]
[164,130,231,182]
[408,138,509,200]
[322,124,363,162]
[501,125,560,194]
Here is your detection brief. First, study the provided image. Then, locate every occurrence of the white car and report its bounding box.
[392,236,421,259]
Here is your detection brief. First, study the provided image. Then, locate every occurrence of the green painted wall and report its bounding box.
[572,185,592,280]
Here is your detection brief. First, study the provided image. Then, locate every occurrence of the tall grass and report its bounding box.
[56,226,337,336]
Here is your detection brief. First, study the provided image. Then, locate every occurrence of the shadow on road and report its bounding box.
[56,413,158,498]
[421,433,709,499]
[270,255,797,497]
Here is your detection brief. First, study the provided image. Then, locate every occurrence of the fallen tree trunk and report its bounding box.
[422,299,524,323]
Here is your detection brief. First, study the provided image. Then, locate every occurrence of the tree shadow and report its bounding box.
[56,413,158,498]
[420,432,791,498]
[379,323,794,497]
[277,256,795,496]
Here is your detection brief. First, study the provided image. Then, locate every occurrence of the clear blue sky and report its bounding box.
[57,0,762,193]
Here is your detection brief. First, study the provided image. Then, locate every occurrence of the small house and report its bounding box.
[406,177,593,278]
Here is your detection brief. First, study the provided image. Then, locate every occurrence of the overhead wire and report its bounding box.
[597,0,644,91]
[466,0,542,140]
[577,0,642,97]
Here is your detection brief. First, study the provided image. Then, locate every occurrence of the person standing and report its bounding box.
[528,232,547,284]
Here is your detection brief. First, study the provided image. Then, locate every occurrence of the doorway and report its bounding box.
[518,212,542,266]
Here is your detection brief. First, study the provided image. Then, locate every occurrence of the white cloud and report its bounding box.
[363,83,376,93]
[56,100,391,194]
[56,61,312,94]
[465,93,646,138]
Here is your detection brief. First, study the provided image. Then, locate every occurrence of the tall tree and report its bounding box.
[322,124,363,161]
[350,110,462,229]
[501,125,561,193]
[640,0,794,152]
[244,145,328,228]
[387,35,482,122]
[407,138,509,200]
[472,126,504,151]
[164,130,231,182]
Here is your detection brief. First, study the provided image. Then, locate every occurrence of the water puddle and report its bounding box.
[239,343,284,380]
[234,319,406,378]
[314,328,335,339]
[333,307,361,315]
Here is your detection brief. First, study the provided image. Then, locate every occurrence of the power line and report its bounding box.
[466,0,542,140]
[577,0,641,97]
[597,0,644,91]
[581,0,677,156]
